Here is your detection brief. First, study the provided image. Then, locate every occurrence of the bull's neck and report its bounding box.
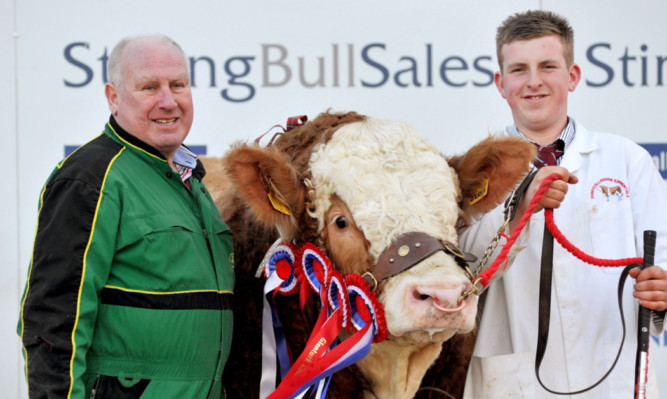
[355,339,443,399]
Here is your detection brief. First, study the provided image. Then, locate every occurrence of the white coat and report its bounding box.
[461,120,667,399]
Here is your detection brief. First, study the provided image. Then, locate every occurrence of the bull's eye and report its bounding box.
[333,216,348,229]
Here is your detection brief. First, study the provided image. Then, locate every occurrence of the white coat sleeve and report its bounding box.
[459,203,532,285]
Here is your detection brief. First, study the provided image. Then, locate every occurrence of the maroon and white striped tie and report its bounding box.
[534,140,564,169]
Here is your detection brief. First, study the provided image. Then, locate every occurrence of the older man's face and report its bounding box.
[106,39,193,160]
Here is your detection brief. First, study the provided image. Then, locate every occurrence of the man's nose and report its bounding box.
[526,70,543,87]
[158,87,178,108]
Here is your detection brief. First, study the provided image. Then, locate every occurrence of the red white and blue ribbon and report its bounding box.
[300,243,332,298]
[345,273,388,343]
[260,242,300,398]
[259,241,388,399]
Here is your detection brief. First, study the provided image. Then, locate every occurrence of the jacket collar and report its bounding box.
[106,115,207,180]
[108,115,167,161]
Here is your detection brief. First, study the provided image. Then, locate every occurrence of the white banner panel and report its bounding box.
[2,1,21,398]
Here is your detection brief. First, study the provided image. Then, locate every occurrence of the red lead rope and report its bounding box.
[474,172,653,398]
[477,173,643,288]
[545,208,643,267]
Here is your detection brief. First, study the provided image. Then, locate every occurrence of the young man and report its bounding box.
[18,35,235,398]
[461,10,667,398]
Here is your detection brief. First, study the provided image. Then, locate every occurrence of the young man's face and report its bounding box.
[495,35,581,140]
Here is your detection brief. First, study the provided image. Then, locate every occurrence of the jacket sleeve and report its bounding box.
[18,169,119,398]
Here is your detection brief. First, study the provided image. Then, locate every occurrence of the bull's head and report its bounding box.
[210,111,535,398]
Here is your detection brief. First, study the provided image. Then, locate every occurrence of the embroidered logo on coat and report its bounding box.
[590,178,629,202]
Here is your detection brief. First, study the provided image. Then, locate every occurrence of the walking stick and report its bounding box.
[635,230,656,399]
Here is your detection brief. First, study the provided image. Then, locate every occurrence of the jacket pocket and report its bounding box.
[117,213,201,251]
[90,375,151,399]
[586,194,635,274]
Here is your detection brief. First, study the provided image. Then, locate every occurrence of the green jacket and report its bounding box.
[19,116,234,398]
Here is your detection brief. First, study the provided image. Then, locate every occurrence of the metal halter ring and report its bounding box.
[463,265,477,283]
[457,277,485,305]
[361,271,379,292]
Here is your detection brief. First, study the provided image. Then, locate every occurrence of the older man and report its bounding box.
[18,35,234,398]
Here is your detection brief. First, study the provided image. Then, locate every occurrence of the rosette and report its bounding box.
[299,243,333,295]
[328,270,350,329]
[263,242,300,295]
[345,273,388,343]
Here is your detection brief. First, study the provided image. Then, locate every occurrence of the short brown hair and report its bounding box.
[496,10,574,71]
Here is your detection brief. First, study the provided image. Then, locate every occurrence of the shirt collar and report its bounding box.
[172,146,198,182]
[507,117,576,151]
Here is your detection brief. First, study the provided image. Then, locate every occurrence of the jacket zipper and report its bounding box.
[90,375,102,399]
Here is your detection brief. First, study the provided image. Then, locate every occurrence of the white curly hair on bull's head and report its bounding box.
[202,110,536,399]
[307,118,473,342]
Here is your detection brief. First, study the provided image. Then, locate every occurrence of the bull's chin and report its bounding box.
[384,305,477,345]
[389,326,468,345]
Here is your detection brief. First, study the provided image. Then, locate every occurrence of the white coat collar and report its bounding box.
[559,119,599,175]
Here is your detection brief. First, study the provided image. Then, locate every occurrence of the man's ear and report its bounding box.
[448,135,536,225]
[105,83,119,116]
[494,71,506,99]
[223,143,306,240]
[568,63,582,92]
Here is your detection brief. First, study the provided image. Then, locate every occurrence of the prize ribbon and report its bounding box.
[260,242,299,397]
[260,242,388,399]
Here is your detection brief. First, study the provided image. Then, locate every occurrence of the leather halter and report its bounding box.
[362,232,477,291]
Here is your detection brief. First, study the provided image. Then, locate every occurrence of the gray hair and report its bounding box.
[107,34,188,87]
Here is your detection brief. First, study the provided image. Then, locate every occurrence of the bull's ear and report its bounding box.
[223,143,306,238]
[448,135,536,224]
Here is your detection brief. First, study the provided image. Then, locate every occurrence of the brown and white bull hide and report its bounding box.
[202,111,535,399]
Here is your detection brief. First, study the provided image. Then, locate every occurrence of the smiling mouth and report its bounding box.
[524,95,546,100]
[154,118,177,125]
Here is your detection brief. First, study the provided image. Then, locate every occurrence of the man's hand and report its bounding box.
[508,166,578,231]
[630,265,667,312]
[529,166,578,212]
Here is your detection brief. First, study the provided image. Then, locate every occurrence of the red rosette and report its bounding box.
[345,273,388,343]
[328,270,350,330]
[262,242,300,295]
[299,243,333,296]
[292,244,312,309]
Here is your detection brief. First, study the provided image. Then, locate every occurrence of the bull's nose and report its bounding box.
[411,284,469,314]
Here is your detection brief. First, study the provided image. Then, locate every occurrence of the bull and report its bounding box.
[201,111,535,398]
